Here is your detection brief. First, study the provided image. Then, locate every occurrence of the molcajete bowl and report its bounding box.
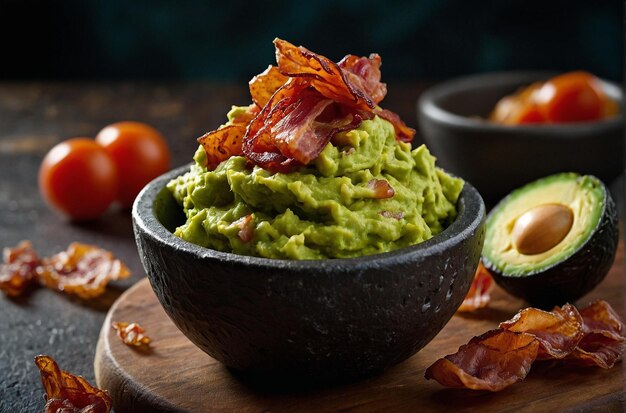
[132,164,485,382]
[417,71,623,206]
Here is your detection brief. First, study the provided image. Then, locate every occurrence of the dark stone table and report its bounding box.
[0,81,425,412]
[1,82,623,412]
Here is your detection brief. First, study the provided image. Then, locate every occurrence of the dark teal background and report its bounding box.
[1,0,622,81]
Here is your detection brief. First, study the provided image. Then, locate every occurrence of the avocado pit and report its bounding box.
[511,204,574,255]
[482,173,619,306]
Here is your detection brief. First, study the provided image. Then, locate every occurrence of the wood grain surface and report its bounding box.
[94,241,625,413]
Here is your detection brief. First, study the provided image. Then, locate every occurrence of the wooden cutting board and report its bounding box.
[94,242,625,413]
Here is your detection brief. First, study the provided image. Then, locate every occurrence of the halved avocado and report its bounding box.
[482,173,618,307]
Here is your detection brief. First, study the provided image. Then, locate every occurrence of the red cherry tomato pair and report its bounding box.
[39,122,171,221]
[490,71,618,125]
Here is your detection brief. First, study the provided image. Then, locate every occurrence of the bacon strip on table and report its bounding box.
[500,303,584,359]
[426,301,626,391]
[37,242,131,299]
[424,329,539,392]
[566,300,626,368]
[35,355,112,413]
[0,240,40,296]
[457,262,494,313]
[200,38,415,173]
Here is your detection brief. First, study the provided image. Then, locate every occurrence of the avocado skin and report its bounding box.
[484,187,618,308]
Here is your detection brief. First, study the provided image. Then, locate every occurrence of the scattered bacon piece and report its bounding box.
[457,262,494,313]
[112,321,151,347]
[566,300,626,368]
[35,355,112,413]
[368,179,395,199]
[427,301,626,391]
[579,300,624,339]
[500,303,584,359]
[249,65,289,108]
[425,330,539,392]
[37,243,130,299]
[234,214,255,243]
[0,240,40,296]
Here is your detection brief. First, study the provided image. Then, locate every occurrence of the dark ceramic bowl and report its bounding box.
[132,164,485,381]
[417,71,624,206]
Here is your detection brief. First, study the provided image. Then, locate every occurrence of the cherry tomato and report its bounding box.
[515,105,545,124]
[95,121,171,208]
[490,82,546,125]
[39,138,118,221]
[534,71,605,123]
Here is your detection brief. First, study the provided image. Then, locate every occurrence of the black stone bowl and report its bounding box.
[132,164,486,382]
[417,71,624,206]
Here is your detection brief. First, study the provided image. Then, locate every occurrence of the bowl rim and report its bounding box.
[418,70,623,134]
[132,164,485,271]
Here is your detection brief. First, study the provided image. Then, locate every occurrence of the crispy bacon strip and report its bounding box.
[270,88,335,163]
[200,39,414,172]
[427,301,625,391]
[338,54,387,104]
[242,80,304,172]
[244,85,364,171]
[198,104,259,170]
[249,65,289,108]
[425,330,539,392]
[198,125,247,171]
[579,300,624,339]
[275,39,379,110]
[457,263,494,313]
[274,39,414,143]
[0,240,40,296]
[112,321,151,347]
[37,243,131,299]
[35,355,112,413]
[374,108,415,143]
[566,300,626,368]
[230,103,260,126]
[500,303,584,359]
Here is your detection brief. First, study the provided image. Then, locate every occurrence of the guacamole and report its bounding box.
[168,108,463,259]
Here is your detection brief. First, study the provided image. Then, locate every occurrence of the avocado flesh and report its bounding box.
[482,173,618,306]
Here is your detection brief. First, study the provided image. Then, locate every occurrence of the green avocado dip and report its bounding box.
[167,107,463,259]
